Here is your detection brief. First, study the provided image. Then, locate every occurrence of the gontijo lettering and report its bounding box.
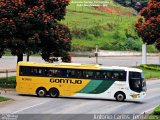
[50,78,82,84]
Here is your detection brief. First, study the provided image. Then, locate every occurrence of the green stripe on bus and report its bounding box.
[78,80,115,94]
[78,80,103,93]
[89,80,115,94]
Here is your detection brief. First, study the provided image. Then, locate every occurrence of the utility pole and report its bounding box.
[159,52,160,65]
[95,45,98,64]
[142,44,147,64]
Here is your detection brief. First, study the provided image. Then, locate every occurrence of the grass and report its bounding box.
[0,76,16,88]
[0,96,9,102]
[61,0,158,52]
[139,67,160,79]
[145,106,160,119]
[140,64,160,71]
[154,106,160,115]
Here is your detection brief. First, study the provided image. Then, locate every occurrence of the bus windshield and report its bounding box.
[129,72,146,93]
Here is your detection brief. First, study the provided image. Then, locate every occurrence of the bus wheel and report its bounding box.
[36,88,47,97]
[115,92,126,102]
[49,88,59,98]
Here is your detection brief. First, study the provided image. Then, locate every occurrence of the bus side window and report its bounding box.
[66,69,75,78]
[47,70,53,77]
[112,72,119,80]
[94,71,101,79]
[30,67,35,76]
[61,69,67,78]
[55,69,61,77]
[106,71,112,80]
[76,70,82,78]
[111,71,126,81]
[102,71,109,80]
[44,69,49,76]
[66,70,70,77]
[20,66,25,75]
[83,70,94,79]
[36,68,43,76]
[82,71,87,78]
[20,66,40,76]
[119,72,126,81]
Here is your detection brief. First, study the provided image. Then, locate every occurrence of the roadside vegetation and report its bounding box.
[139,65,160,79]
[146,106,160,119]
[154,106,160,115]
[62,0,158,52]
[140,64,160,71]
[0,76,16,88]
[0,96,9,102]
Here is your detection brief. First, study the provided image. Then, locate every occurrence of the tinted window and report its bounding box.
[66,69,76,78]
[129,72,143,93]
[94,71,101,79]
[111,71,126,81]
[20,66,45,76]
[45,68,61,77]
[82,70,94,79]
[129,72,141,78]
[20,66,30,76]
[19,66,126,81]
[19,66,61,77]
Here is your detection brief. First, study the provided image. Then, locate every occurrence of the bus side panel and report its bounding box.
[16,77,72,96]
[64,79,90,96]
[16,76,35,94]
[109,81,129,99]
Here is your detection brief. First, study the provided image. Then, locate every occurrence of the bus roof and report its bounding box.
[18,62,142,72]
[101,66,142,72]
[18,62,101,70]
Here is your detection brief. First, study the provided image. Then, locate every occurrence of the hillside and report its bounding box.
[62,0,157,52]
[114,0,149,12]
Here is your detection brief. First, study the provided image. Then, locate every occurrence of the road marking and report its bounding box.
[12,101,48,114]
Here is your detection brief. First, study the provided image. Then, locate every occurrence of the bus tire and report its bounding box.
[49,88,59,98]
[114,91,126,102]
[36,87,47,97]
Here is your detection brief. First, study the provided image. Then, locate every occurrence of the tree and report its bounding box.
[135,0,160,51]
[0,0,71,63]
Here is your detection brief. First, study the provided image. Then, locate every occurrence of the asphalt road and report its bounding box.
[0,80,160,120]
[0,56,160,120]
[0,56,159,70]
[1,56,159,77]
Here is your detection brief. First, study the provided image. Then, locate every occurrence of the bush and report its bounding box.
[147,45,158,53]
[140,64,160,71]
[71,44,94,51]
[154,106,160,115]
[0,76,16,88]
[113,30,123,40]
[86,34,94,40]
[124,37,141,51]
[72,28,88,39]
[89,26,103,37]
[0,96,9,102]
[72,25,104,40]
[101,37,141,51]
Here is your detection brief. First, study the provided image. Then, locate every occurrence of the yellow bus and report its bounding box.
[16,62,146,101]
